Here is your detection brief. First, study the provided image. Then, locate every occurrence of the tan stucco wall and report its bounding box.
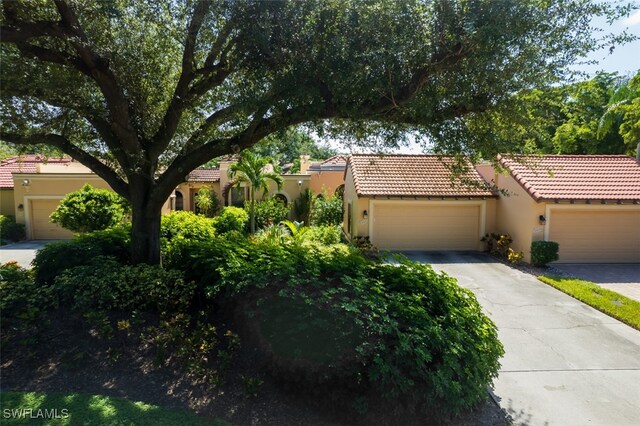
[1,189,15,216]
[342,167,368,239]
[493,172,545,262]
[309,171,344,197]
[174,182,222,212]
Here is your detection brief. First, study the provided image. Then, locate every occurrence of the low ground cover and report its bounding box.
[0,391,224,426]
[539,276,640,330]
[1,211,505,424]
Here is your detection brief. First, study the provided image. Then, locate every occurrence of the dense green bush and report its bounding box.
[0,262,56,320]
[32,226,130,285]
[293,188,313,225]
[161,211,215,242]
[55,256,194,312]
[182,238,503,416]
[311,194,343,226]
[531,241,560,266]
[212,207,248,234]
[303,225,342,245]
[0,215,25,243]
[246,198,290,230]
[194,185,221,217]
[50,184,130,233]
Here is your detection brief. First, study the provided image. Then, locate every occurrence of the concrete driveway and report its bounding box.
[0,240,55,268]
[553,263,640,302]
[396,251,640,426]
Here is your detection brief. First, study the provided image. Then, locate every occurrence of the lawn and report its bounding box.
[0,391,226,426]
[538,276,640,331]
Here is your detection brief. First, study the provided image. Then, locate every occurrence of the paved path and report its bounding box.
[553,263,640,302]
[0,240,55,268]
[397,251,640,426]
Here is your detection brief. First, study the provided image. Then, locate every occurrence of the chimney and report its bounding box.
[299,154,311,174]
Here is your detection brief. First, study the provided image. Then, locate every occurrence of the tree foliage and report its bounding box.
[1,0,634,263]
[50,184,130,233]
[194,185,221,218]
[252,127,337,170]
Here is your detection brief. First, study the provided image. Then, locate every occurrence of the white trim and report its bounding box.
[544,203,640,241]
[368,199,487,248]
[23,195,66,239]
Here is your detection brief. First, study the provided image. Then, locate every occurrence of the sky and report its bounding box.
[322,8,640,155]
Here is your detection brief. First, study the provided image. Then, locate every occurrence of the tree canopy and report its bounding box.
[1,0,634,263]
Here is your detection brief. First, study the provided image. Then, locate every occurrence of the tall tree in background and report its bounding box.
[1,0,633,263]
[252,127,337,170]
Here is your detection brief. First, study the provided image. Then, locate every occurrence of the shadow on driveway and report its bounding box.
[388,250,498,264]
[553,263,640,285]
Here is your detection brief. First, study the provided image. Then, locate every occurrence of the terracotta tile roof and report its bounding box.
[0,155,72,189]
[347,154,495,198]
[498,154,640,202]
[321,155,348,166]
[186,168,220,182]
[308,155,348,172]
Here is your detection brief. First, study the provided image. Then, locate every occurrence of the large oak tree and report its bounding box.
[0,0,632,263]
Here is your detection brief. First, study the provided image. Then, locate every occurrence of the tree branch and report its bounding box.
[0,132,129,199]
[149,0,212,157]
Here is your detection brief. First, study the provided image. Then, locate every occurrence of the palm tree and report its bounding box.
[226,151,283,233]
[598,72,640,157]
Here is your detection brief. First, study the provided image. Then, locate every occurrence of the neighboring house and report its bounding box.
[303,155,348,196]
[1,155,322,240]
[343,154,497,251]
[478,155,640,263]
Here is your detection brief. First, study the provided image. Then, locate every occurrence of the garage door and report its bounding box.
[371,203,481,250]
[30,199,74,239]
[549,209,640,263]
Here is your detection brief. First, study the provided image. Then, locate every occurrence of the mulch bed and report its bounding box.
[0,309,508,425]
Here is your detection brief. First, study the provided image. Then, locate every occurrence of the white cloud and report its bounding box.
[623,10,640,26]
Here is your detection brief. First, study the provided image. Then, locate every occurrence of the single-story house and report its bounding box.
[303,155,347,196]
[478,155,640,263]
[1,155,328,240]
[343,154,497,251]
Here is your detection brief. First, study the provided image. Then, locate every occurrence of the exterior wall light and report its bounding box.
[363,210,368,219]
[22,179,30,186]
[297,180,303,187]
[538,215,546,225]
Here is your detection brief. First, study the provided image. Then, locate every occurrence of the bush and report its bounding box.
[481,233,513,258]
[55,256,194,312]
[246,198,290,230]
[311,194,343,226]
[194,185,221,217]
[0,262,56,320]
[293,188,313,225]
[32,226,130,285]
[213,207,248,234]
[531,241,559,266]
[161,211,215,242]
[300,225,342,245]
[0,215,25,242]
[50,184,130,233]
[192,238,503,417]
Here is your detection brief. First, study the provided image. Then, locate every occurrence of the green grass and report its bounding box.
[538,276,640,331]
[0,391,229,426]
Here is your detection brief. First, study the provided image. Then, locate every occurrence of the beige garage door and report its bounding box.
[549,209,640,263]
[30,199,74,239]
[371,203,481,250]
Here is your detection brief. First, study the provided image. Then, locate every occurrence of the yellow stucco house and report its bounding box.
[0,154,346,240]
[343,154,640,263]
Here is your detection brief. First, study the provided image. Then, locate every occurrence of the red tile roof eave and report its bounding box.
[536,197,640,203]
[358,193,498,199]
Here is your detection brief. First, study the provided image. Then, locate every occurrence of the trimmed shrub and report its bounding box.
[32,226,130,285]
[161,211,215,242]
[50,184,130,233]
[0,261,56,320]
[191,238,503,417]
[246,198,290,230]
[299,225,342,245]
[0,215,26,243]
[213,207,248,234]
[531,241,559,266]
[55,256,194,312]
[194,185,221,217]
[311,194,343,226]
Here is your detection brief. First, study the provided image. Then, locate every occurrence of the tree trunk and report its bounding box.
[249,187,256,234]
[131,200,162,265]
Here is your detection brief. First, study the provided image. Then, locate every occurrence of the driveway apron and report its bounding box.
[397,251,640,426]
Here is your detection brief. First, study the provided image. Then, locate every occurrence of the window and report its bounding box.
[175,191,184,211]
[230,187,246,207]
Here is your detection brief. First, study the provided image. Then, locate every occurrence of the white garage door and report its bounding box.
[30,199,74,239]
[371,203,481,250]
[549,208,640,263]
